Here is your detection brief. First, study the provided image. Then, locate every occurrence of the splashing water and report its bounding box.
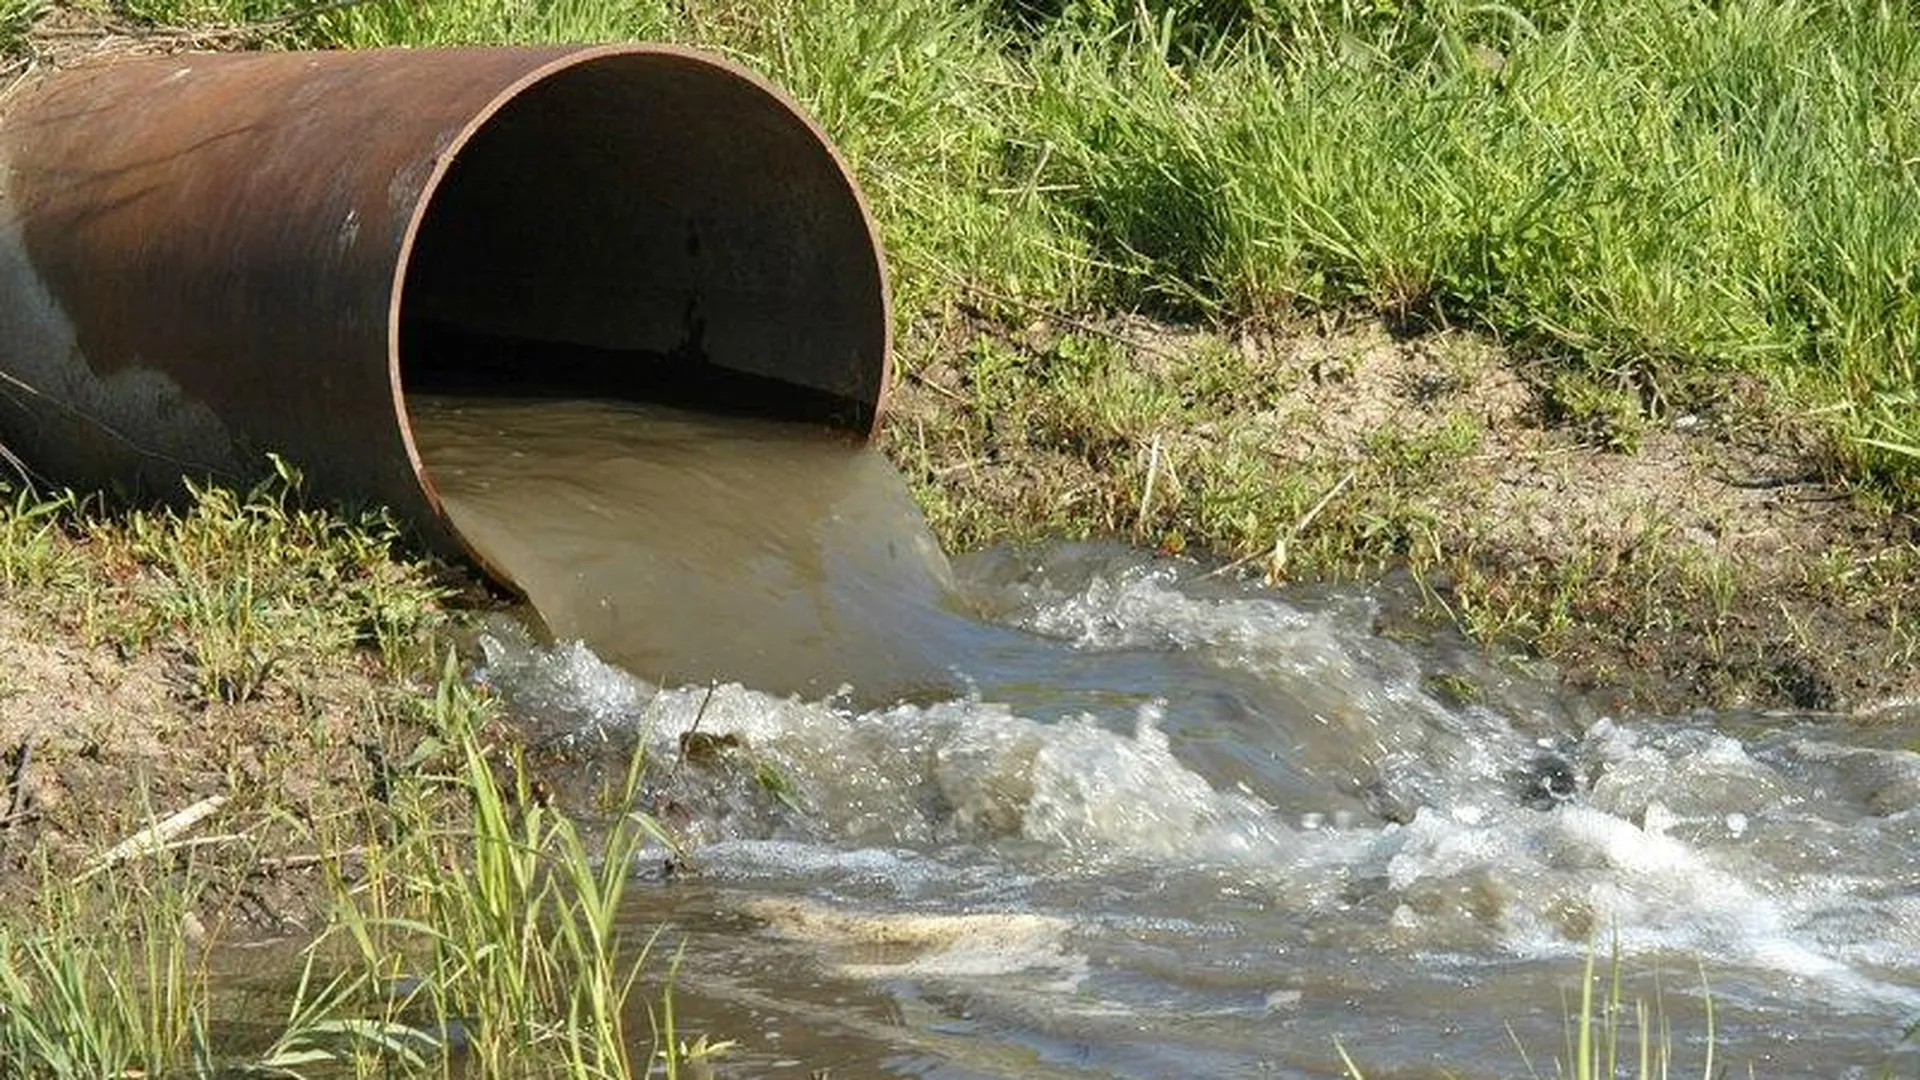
[413,398,1920,1078]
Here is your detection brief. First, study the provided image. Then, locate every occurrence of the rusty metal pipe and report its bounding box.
[0,45,890,575]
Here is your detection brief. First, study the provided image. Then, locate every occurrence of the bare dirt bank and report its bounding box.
[888,316,1920,718]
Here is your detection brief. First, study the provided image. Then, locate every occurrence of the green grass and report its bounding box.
[76,0,1920,505]
[325,658,664,1078]
[2,459,447,705]
[0,863,427,1077]
[0,454,710,1075]
[0,652,708,1079]
[0,0,39,53]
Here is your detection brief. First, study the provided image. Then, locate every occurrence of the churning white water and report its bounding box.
[468,545,1920,1078]
[409,396,1919,1077]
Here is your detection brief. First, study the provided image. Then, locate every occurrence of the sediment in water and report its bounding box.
[409,395,979,703]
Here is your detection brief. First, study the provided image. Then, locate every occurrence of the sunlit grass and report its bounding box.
[0,651,705,1079]
[1,459,447,705]
[0,0,40,53]
[324,655,684,1078]
[76,0,1920,503]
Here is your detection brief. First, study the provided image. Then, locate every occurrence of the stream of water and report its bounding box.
[410,395,1920,1078]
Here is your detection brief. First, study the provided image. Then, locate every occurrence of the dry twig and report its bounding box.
[1204,467,1357,583]
[88,793,229,875]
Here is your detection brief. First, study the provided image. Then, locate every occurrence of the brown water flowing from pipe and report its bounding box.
[410,395,978,702]
[0,45,888,548]
[0,45,912,695]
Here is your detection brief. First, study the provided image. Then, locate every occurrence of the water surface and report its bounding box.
[411,395,977,703]
[414,397,1920,1078]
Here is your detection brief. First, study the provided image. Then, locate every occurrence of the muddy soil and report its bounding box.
[0,602,449,931]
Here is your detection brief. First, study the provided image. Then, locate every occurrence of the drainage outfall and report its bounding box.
[0,45,891,593]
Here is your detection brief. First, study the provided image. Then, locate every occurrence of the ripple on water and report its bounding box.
[433,395,1919,1075]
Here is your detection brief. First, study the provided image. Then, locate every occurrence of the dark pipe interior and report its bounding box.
[396,52,886,430]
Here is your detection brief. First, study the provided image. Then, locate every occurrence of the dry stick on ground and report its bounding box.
[0,743,37,840]
[251,846,368,875]
[87,793,229,877]
[1204,467,1358,583]
[906,367,970,405]
[0,53,37,111]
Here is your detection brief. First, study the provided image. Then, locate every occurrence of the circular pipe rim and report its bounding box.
[384,43,894,589]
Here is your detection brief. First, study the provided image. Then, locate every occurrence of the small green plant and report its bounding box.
[0,486,81,594]
[1548,370,1649,454]
[0,852,408,1077]
[0,0,43,53]
[1338,940,1724,1080]
[1364,415,1485,476]
[326,653,686,1078]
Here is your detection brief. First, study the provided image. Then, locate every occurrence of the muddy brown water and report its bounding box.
[410,396,977,704]
[407,396,1920,1078]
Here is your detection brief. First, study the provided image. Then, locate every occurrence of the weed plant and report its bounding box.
[324,656,686,1078]
[0,653,707,1079]
[0,0,39,54]
[0,874,215,1077]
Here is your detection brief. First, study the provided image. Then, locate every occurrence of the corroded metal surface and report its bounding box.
[0,45,889,570]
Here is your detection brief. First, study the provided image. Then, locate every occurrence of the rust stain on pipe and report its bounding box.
[0,45,890,577]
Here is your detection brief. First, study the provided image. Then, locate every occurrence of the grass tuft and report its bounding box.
[2,458,449,705]
[0,652,694,1079]
[0,0,41,53]
[321,652,690,1078]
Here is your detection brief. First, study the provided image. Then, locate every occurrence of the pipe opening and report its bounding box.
[395,49,888,432]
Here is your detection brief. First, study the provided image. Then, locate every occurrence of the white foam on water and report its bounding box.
[475,554,1920,1026]
[482,619,1303,866]
[1008,562,1550,814]
[1361,719,1920,1013]
[742,896,1089,989]
[1015,707,1301,864]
